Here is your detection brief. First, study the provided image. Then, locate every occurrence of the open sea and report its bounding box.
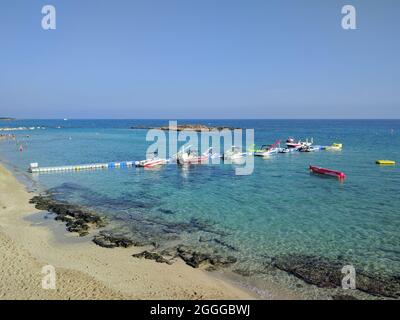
[1,119,399,298]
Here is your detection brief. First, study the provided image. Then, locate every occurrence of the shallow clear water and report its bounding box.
[1,119,399,292]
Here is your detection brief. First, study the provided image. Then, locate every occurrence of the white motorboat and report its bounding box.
[254,147,279,156]
[279,147,292,153]
[286,137,313,149]
[223,146,247,161]
[177,147,212,165]
[135,156,168,168]
[298,145,319,152]
[254,140,281,156]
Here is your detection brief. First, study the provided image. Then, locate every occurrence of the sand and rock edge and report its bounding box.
[29,193,400,300]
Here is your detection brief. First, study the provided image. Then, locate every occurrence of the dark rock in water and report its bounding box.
[189,217,229,236]
[48,183,158,210]
[273,254,343,289]
[49,182,87,193]
[119,214,226,242]
[233,268,254,277]
[213,238,238,252]
[355,272,400,299]
[30,195,107,237]
[272,254,400,298]
[158,208,175,215]
[177,245,237,269]
[158,247,179,258]
[93,236,117,248]
[199,236,213,243]
[198,236,238,252]
[132,251,173,265]
[331,294,358,300]
[93,231,136,248]
[189,217,213,230]
[66,219,90,236]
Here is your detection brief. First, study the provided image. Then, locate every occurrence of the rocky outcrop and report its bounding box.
[30,195,107,237]
[92,231,137,248]
[272,254,400,298]
[130,124,239,132]
[272,254,343,288]
[158,208,175,215]
[331,294,358,300]
[129,244,238,270]
[199,236,238,252]
[132,251,174,265]
[176,245,237,269]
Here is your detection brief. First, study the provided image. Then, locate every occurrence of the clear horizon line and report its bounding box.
[6,118,400,121]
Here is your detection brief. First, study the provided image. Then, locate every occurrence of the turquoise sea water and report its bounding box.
[1,119,399,296]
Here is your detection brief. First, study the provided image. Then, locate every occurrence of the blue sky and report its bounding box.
[0,0,399,119]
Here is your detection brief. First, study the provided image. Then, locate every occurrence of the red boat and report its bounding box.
[309,165,346,180]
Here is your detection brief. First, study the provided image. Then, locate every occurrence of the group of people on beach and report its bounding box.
[0,134,16,140]
[0,133,27,152]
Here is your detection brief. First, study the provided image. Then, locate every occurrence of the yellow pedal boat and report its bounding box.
[376,160,396,165]
[325,143,342,151]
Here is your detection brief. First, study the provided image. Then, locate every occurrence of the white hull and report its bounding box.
[135,158,167,168]
[254,149,278,156]
[223,153,246,160]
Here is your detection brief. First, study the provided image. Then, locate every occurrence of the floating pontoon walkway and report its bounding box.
[29,161,136,173]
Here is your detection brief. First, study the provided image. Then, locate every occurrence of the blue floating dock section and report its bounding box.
[29,161,136,174]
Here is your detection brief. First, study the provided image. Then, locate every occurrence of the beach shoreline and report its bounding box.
[0,163,262,300]
[1,121,398,300]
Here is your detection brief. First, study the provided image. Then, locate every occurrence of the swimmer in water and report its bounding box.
[19,145,23,152]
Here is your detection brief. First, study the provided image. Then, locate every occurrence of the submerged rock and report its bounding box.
[66,219,90,236]
[47,183,159,210]
[132,251,173,265]
[232,268,255,277]
[198,236,238,252]
[331,294,358,300]
[92,231,136,248]
[273,254,343,288]
[30,195,107,237]
[272,254,400,298]
[189,217,229,236]
[158,208,175,215]
[177,245,237,269]
[355,272,400,299]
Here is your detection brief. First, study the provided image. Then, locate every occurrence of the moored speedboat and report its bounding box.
[177,147,212,165]
[286,137,313,149]
[254,140,281,156]
[285,137,301,149]
[279,147,298,153]
[135,157,168,168]
[254,146,279,156]
[223,146,247,161]
[299,145,319,152]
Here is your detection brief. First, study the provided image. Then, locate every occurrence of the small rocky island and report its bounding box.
[0,117,16,121]
[130,124,240,132]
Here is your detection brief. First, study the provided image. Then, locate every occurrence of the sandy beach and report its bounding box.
[0,163,255,300]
